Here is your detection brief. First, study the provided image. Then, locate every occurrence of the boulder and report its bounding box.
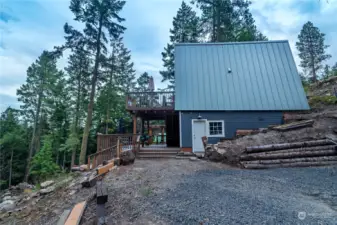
[40,180,54,188]
[0,200,15,212]
[120,150,135,165]
[40,186,55,195]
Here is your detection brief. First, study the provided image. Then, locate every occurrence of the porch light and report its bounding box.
[197,114,202,120]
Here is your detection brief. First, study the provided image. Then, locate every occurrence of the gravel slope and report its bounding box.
[98,159,337,225]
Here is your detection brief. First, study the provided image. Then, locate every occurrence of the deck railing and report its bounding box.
[89,134,141,170]
[126,91,175,110]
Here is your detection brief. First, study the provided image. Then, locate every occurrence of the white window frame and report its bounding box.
[207,120,225,137]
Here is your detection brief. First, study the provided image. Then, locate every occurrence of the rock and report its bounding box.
[0,200,15,212]
[259,128,268,133]
[3,196,14,201]
[13,182,34,190]
[189,157,199,161]
[69,190,77,196]
[40,186,55,195]
[40,180,54,188]
[120,150,135,165]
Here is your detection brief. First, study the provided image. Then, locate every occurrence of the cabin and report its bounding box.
[126,40,309,153]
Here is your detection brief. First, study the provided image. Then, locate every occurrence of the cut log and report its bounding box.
[241,156,337,165]
[272,120,314,131]
[64,201,87,225]
[241,149,336,161]
[242,160,337,169]
[241,145,337,160]
[96,181,108,205]
[246,139,333,153]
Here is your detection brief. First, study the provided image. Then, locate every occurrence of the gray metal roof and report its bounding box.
[174,40,310,111]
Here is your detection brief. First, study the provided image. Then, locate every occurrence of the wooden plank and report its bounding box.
[64,201,87,225]
[96,181,108,204]
[96,161,114,176]
[56,209,71,225]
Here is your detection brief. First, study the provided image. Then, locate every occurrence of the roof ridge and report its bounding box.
[175,40,289,46]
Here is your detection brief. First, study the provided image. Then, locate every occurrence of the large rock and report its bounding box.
[39,186,55,195]
[40,180,54,188]
[0,200,15,212]
[120,150,135,165]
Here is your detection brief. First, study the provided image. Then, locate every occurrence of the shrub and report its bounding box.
[309,96,337,108]
[30,135,60,183]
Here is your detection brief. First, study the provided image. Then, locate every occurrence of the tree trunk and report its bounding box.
[79,15,103,165]
[245,139,333,153]
[24,93,42,182]
[242,160,337,169]
[8,148,14,187]
[241,149,337,161]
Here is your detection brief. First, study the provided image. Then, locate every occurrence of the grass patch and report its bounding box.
[309,96,337,108]
[140,187,152,197]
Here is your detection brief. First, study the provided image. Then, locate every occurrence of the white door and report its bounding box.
[192,120,207,153]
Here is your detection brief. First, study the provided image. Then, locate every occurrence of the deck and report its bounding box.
[126,91,175,111]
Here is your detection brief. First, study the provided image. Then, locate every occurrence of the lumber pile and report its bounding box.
[240,139,337,169]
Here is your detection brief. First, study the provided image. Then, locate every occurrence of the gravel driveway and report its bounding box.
[87,159,337,225]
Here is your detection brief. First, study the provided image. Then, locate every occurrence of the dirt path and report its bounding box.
[81,159,337,225]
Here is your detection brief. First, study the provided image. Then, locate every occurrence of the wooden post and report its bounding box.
[97,134,101,153]
[133,115,137,135]
[87,156,91,171]
[117,138,120,159]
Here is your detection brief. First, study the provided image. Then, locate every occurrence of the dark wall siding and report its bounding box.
[181,111,283,147]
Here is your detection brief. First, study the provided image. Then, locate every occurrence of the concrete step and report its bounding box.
[138,155,177,159]
[138,151,179,154]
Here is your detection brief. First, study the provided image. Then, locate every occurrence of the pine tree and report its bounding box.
[136,72,151,91]
[63,0,126,164]
[17,51,61,182]
[192,0,266,42]
[161,1,200,88]
[296,21,331,82]
[65,45,91,167]
[0,108,28,188]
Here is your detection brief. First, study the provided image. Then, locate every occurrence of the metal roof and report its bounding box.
[174,40,310,111]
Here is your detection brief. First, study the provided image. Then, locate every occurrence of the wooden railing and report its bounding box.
[88,134,141,170]
[126,91,174,110]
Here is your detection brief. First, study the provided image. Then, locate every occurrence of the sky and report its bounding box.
[0,0,336,112]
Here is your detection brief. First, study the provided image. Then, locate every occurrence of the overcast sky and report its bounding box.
[0,0,336,112]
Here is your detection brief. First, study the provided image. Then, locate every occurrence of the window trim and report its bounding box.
[207,120,225,137]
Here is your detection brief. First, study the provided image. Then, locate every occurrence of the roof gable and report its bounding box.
[174,40,310,111]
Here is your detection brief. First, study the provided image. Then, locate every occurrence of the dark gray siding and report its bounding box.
[181,111,283,147]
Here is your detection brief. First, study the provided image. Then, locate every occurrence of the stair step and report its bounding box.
[139,151,178,154]
[138,155,177,158]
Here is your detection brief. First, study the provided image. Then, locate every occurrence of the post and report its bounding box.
[117,138,120,159]
[87,156,91,171]
[97,134,101,153]
[133,115,137,135]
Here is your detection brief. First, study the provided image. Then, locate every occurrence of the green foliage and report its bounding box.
[161,1,201,89]
[30,135,60,183]
[192,0,266,42]
[309,96,337,108]
[296,21,331,82]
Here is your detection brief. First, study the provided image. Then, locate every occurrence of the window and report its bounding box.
[207,120,225,137]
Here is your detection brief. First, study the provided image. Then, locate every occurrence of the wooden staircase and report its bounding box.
[137,148,180,159]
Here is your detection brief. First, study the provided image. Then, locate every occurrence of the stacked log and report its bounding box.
[240,139,337,169]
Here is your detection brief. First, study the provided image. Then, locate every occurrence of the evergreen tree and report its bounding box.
[296,21,331,82]
[0,108,28,189]
[160,1,200,88]
[65,45,91,167]
[63,0,126,164]
[192,0,266,42]
[136,72,151,91]
[322,65,331,80]
[17,51,61,182]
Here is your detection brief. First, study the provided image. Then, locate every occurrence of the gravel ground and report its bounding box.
[81,159,337,225]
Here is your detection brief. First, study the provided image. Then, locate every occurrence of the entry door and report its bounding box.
[166,114,180,147]
[192,120,207,153]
